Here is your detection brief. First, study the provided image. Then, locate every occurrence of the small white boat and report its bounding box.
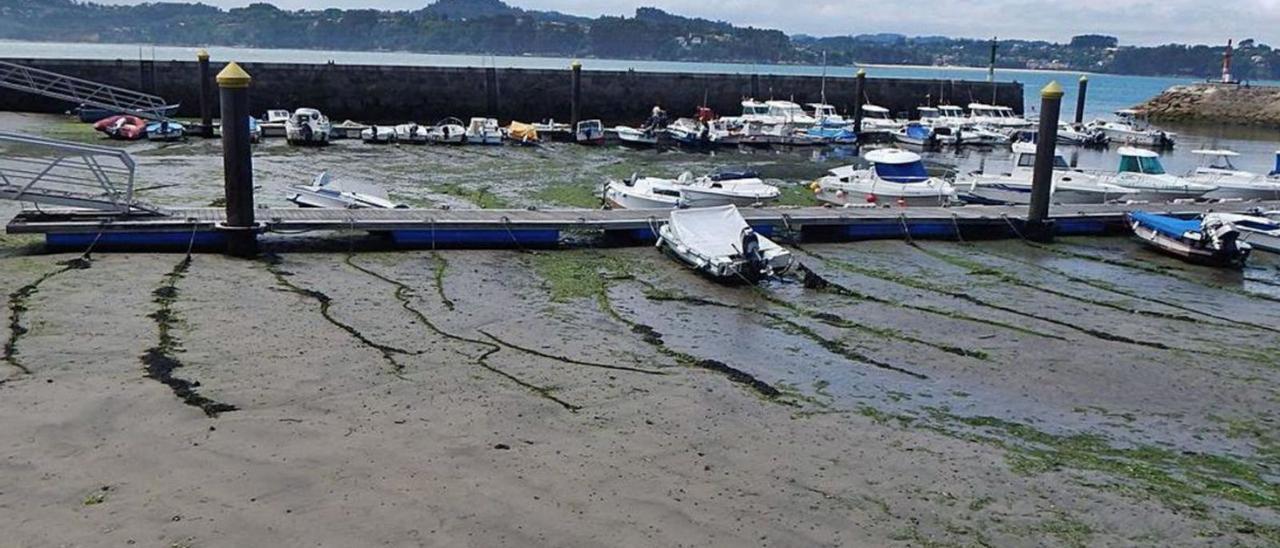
[575,119,605,145]
[858,104,902,136]
[814,148,955,207]
[1089,110,1175,148]
[427,118,466,144]
[808,103,849,127]
[260,109,290,137]
[285,172,406,209]
[464,117,502,145]
[657,205,793,284]
[1129,211,1250,267]
[967,103,1033,130]
[604,172,780,209]
[145,120,185,142]
[667,118,717,147]
[893,122,936,148]
[1105,147,1216,201]
[615,125,660,146]
[1056,123,1109,146]
[1213,213,1280,254]
[955,142,1129,205]
[1185,150,1280,201]
[394,123,428,144]
[330,119,368,140]
[605,176,682,209]
[765,100,816,126]
[361,125,396,144]
[285,108,331,146]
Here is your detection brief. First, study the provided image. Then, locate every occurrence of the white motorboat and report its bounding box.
[808,103,850,127]
[765,100,816,126]
[1212,213,1280,254]
[657,205,793,284]
[394,123,428,144]
[739,99,780,125]
[936,105,969,126]
[615,125,660,146]
[427,117,466,144]
[260,109,290,137]
[285,108,331,146]
[285,172,406,209]
[330,119,367,140]
[604,172,780,209]
[145,120,185,142]
[893,122,937,148]
[1104,147,1216,201]
[576,119,605,145]
[967,103,1033,130]
[1184,150,1280,200]
[465,117,502,145]
[955,142,1129,205]
[1056,122,1109,146]
[361,125,396,144]
[667,118,721,147]
[814,148,955,207]
[858,104,902,135]
[1129,211,1250,267]
[1089,110,1175,148]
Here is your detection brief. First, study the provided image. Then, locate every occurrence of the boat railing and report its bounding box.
[0,132,164,215]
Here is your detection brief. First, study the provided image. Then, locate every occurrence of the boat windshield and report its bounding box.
[1016,154,1070,169]
[1119,155,1166,175]
[875,161,930,183]
[866,110,891,120]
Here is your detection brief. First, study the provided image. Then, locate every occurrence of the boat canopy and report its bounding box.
[866,149,928,183]
[938,105,965,115]
[1014,150,1070,169]
[917,107,939,119]
[741,100,770,115]
[862,104,890,114]
[1192,149,1240,170]
[903,123,932,140]
[1117,147,1166,174]
[1130,211,1200,239]
[667,205,778,260]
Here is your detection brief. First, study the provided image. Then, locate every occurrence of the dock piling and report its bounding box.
[485,67,498,116]
[197,49,212,137]
[1074,75,1088,125]
[570,60,582,129]
[853,69,866,134]
[216,62,258,257]
[1027,81,1063,242]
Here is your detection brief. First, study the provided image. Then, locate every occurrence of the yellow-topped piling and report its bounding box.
[1040,80,1064,99]
[216,62,251,89]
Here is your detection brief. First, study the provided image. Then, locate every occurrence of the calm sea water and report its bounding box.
[3,40,1277,173]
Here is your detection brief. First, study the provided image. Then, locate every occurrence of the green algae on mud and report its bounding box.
[4,256,94,376]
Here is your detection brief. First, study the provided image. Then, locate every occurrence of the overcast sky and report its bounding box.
[97,0,1277,45]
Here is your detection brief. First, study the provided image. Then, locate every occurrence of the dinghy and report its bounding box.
[1128,211,1250,267]
[394,123,428,144]
[427,118,466,144]
[145,120,185,142]
[575,119,605,145]
[361,125,396,144]
[285,172,406,209]
[814,149,955,207]
[657,205,793,284]
[93,115,147,140]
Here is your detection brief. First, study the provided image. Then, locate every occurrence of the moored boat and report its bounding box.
[1128,211,1250,267]
[615,125,660,146]
[285,172,406,209]
[814,148,955,207]
[394,123,428,144]
[1213,213,1280,254]
[465,117,502,145]
[427,118,466,144]
[656,204,793,284]
[604,171,780,209]
[954,142,1128,205]
[505,121,541,145]
[145,120,185,142]
[361,125,396,144]
[893,122,937,148]
[1184,150,1280,201]
[575,119,605,145]
[285,108,331,146]
[1088,110,1175,148]
[1104,147,1216,201]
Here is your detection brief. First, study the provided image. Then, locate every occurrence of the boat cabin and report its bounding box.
[968,103,1021,122]
[741,100,770,117]
[807,103,839,118]
[862,104,893,120]
[1117,147,1167,175]
[765,101,812,122]
[266,109,290,123]
[917,107,940,121]
[1010,142,1069,170]
[1190,149,1241,172]
[291,108,326,124]
[865,149,930,183]
[938,105,966,120]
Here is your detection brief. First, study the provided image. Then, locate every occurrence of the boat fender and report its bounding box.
[863,193,875,203]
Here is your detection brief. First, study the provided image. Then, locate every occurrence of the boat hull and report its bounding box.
[1130,219,1249,268]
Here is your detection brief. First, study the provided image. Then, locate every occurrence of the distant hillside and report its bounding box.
[0,0,1275,79]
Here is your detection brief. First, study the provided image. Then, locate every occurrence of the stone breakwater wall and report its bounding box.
[1140,83,1280,128]
[0,58,1023,124]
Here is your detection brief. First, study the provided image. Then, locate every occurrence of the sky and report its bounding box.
[95,0,1280,46]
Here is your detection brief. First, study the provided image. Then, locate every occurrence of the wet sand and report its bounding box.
[1,114,1279,546]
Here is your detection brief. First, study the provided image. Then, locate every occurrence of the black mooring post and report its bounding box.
[217,62,257,257]
[570,60,582,129]
[197,49,212,138]
[1074,75,1088,125]
[852,68,866,134]
[1027,81,1063,243]
[485,67,498,116]
[750,74,760,99]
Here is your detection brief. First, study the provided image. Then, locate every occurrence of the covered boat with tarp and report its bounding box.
[505,121,540,145]
[657,205,793,284]
[1128,211,1250,267]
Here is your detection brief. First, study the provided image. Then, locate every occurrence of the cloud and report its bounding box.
[92,0,1279,45]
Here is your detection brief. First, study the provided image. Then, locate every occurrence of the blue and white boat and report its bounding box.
[805,125,857,145]
[145,120,185,142]
[1128,211,1250,267]
[892,122,936,148]
[955,142,1128,205]
[248,116,262,143]
[814,148,955,207]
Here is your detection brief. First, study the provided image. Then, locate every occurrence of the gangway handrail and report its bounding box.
[0,60,174,121]
[0,131,164,215]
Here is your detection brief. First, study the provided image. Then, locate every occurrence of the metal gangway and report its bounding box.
[0,132,164,215]
[0,60,174,121]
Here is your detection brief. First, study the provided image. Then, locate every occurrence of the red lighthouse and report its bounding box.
[1222,39,1234,83]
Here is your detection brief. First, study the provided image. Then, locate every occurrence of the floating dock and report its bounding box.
[8,202,1276,250]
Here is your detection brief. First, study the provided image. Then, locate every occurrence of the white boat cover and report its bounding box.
[667,205,781,259]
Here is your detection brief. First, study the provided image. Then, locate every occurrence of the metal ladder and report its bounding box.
[0,132,165,215]
[0,60,174,121]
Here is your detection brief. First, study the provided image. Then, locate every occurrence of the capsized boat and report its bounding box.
[505,121,541,145]
[955,142,1129,205]
[145,120,185,142]
[814,148,955,207]
[1105,147,1216,201]
[93,115,147,140]
[361,125,396,144]
[465,117,502,145]
[575,119,605,145]
[285,108,331,146]
[427,118,466,144]
[1185,150,1280,200]
[1128,211,1250,267]
[285,172,407,209]
[394,123,428,144]
[657,205,793,284]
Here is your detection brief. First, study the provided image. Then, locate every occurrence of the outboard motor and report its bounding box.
[740,227,765,283]
[1270,151,1280,177]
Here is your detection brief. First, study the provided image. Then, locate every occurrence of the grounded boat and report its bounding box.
[394,123,428,144]
[667,117,719,147]
[575,119,605,145]
[427,118,466,144]
[1089,110,1175,148]
[604,171,780,209]
[814,148,955,207]
[285,172,406,209]
[285,108,331,146]
[93,115,147,140]
[657,205,793,284]
[1105,147,1216,201]
[1129,211,1250,267]
[361,125,396,144]
[1213,213,1280,254]
[615,125,660,146]
[465,117,502,145]
[1185,150,1280,201]
[145,120,185,142]
[955,142,1129,205]
[506,121,541,145]
[893,122,936,148]
[329,120,368,140]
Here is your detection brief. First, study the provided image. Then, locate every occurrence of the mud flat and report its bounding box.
[0,113,1279,546]
[1140,83,1280,128]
